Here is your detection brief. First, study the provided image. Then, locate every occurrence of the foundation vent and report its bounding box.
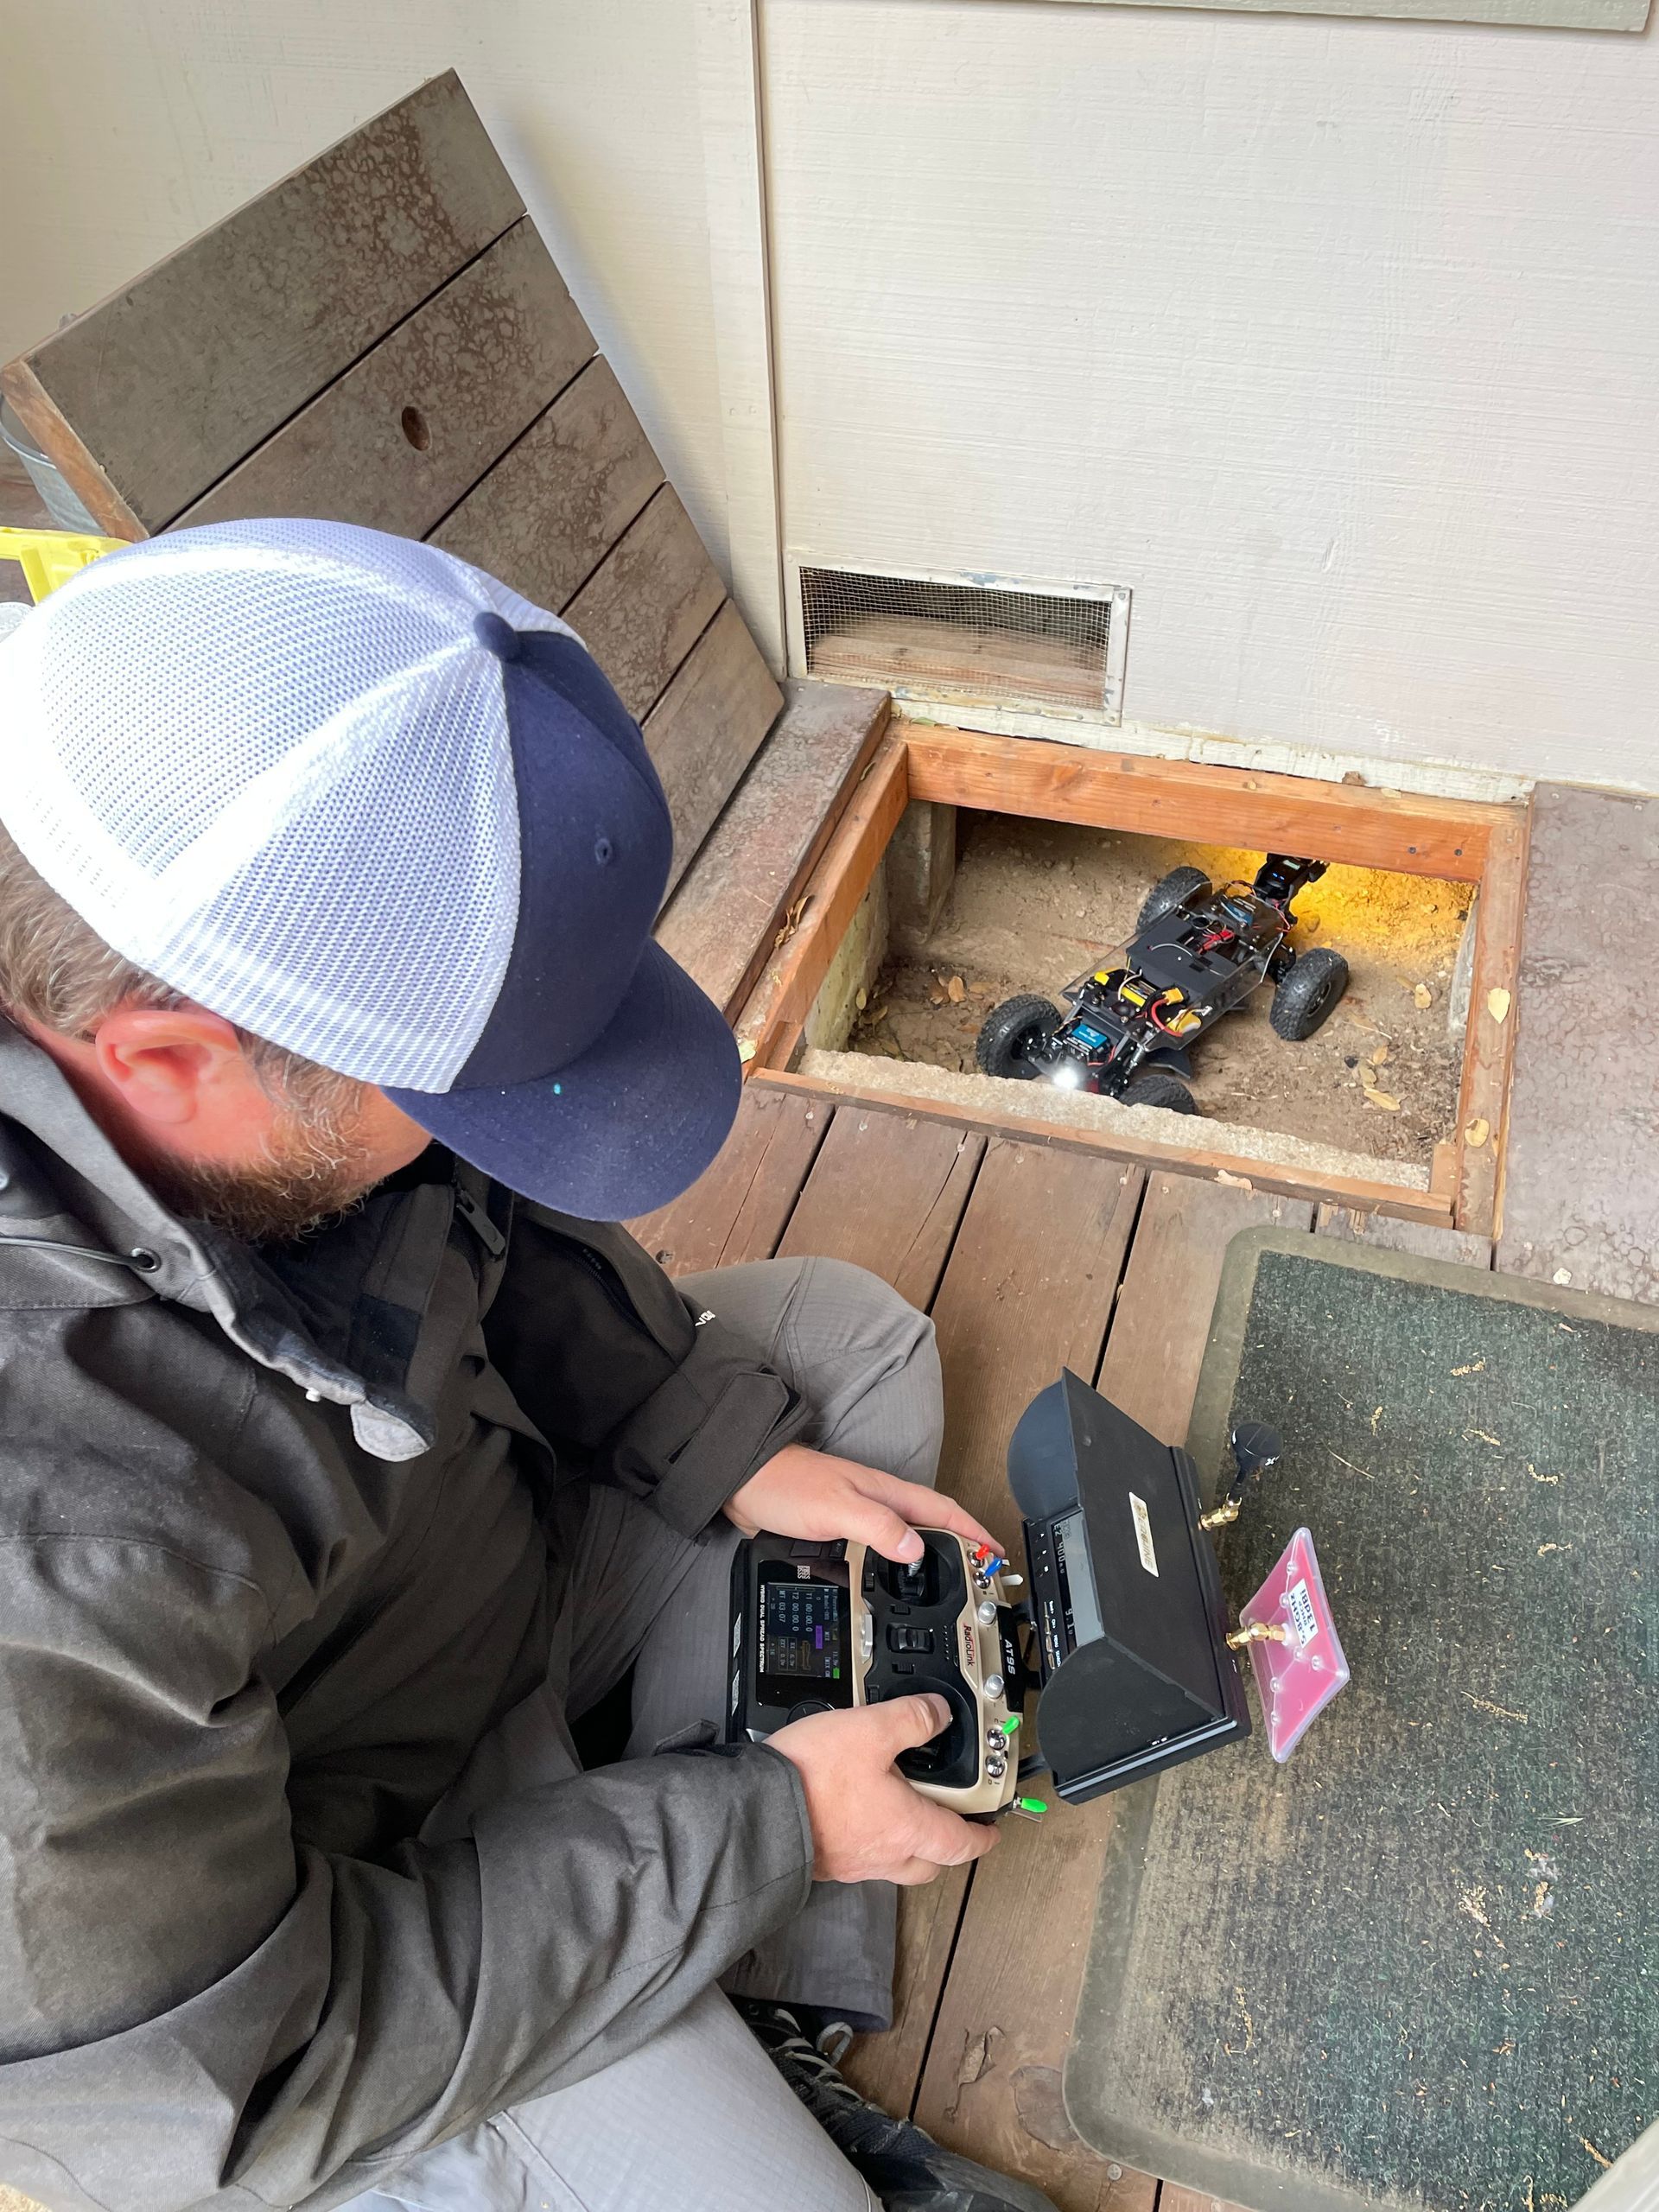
[796,563,1128,721]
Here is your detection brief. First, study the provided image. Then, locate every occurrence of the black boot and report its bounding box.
[735,2000,1059,2212]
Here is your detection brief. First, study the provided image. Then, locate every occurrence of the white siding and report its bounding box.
[763,0,1659,791]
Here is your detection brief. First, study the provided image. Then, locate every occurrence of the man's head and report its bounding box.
[0,519,741,1235]
[0,817,429,1239]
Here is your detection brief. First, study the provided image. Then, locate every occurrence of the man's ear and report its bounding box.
[90,1003,258,1128]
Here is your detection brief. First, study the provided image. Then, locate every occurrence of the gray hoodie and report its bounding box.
[0,1024,814,2212]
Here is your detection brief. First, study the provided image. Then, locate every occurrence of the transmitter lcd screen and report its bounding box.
[1055,1508,1105,1649]
[757,1573,853,1706]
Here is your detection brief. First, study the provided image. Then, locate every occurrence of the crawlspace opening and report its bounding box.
[799,809,1476,1190]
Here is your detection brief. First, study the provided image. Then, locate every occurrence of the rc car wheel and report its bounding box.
[1135,865,1211,933]
[976,995,1059,1080]
[1269,945,1349,1040]
[1120,1069,1199,1115]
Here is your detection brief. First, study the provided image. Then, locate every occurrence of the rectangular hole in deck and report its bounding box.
[797,807,1478,1195]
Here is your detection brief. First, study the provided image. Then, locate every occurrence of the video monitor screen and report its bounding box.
[757,1573,854,1706]
[1055,1507,1105,1648]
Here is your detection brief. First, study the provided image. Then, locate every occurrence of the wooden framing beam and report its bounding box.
[903,723,1503,881]
[736,736,911,1066]
[1455,807,1531,1238]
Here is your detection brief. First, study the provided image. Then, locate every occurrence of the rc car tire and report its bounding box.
[1269,945,1349,1040]
[1120,1069,1199,1115]
[1135,865,1211,933]
[976,995,1059,1080]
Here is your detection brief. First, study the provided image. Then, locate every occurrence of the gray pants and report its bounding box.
[347,1255,944,2212]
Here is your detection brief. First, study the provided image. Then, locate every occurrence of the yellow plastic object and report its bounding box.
[0,526,128,604]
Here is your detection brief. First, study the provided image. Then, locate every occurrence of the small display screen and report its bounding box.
[1055,1508,1105,1648]
[757,1573,853,1707]
[763,1580,843,1679]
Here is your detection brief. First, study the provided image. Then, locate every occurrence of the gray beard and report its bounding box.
[133,1106,382,1246]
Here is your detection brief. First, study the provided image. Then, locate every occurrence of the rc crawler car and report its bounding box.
[976,854,1348,1115]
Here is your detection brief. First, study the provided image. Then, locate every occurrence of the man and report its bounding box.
[0,521,1056,2212]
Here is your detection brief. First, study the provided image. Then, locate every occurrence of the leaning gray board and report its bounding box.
[0,72,783,900]
[1065,1228,1657,2212]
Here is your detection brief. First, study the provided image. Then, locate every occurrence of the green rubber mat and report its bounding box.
[1065,1231,1657,2212]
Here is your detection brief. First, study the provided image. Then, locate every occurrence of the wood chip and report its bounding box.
[1461,1692,1529,1724]
[1487,986,1512,1024]
[1344,1007,1380,1034]
[737,1039,757,1064]
[927,978,948,1007]
[1215,1168,1255,1190]
[946,974,966,1003]
[772,893,811,950]
[1363,1089,1402,1111]
[1413,982,1433,1008]
[855,986,868,1011]
[1465,1117,1491,1147]
[1370,1042,1390,1065]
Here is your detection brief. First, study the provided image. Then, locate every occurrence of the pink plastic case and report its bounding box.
[1239,1526,1350,1761]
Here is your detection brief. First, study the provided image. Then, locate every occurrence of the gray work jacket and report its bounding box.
[0,1026,814,2212]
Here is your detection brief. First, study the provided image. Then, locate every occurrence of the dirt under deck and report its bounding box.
[849,813,1471,1171]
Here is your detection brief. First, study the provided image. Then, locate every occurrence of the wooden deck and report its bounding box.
[634,1074,1491,2212]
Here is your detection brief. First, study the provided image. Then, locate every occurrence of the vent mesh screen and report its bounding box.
[799,566,1112,712]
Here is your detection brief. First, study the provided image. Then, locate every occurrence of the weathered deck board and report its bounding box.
[775,1108,986,1312]
[562,485,726,721]
[0,73,522,535]
[1315,1203,1493,1268]
[173,221,594,536]
[912,1177,1313,2211]
[1495,784,1659,1305]
[842,1141,1143,2123]
[643,601,784,894]
[429,355,662,613]
[628,1083,830,1277]
[654,678,890,1018]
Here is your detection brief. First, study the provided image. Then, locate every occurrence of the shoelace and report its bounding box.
[771,2021,861,2101]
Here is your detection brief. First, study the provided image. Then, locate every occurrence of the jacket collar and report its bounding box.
[0,1020,457,1460]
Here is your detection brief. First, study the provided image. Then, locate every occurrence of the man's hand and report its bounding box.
[724,1443,1001,1564]
[771,1695,1000,1885]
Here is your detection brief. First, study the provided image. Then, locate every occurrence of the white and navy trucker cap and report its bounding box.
[0,517,741,1219]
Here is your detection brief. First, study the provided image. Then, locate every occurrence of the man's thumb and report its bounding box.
[850,1501,925,1562]
[879,1692,952,1752]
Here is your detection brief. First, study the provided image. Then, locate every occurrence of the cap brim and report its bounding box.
[385,940,741,1221]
